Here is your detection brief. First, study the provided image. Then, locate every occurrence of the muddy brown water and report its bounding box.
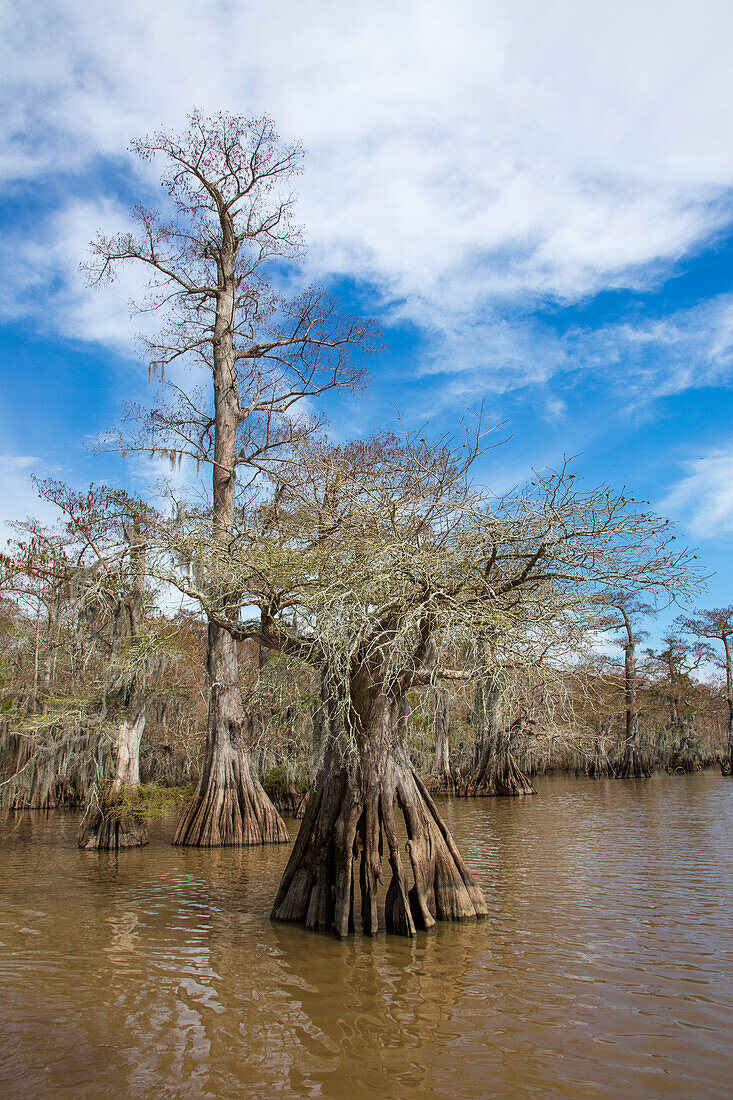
[1,772,732,1099]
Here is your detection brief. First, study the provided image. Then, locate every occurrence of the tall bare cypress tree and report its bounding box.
[88,113,376,846]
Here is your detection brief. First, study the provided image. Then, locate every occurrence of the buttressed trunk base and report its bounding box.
[465,719,536,797]
[427,689,454,792]
[616,746,649,779]
[586,719,613,778]
[464,673,535,797]
[78,799,149,851]
[174,625,288,847]
[616,717,649,779]
[271,694,487,938]
[173,724,289,846]
[466,742,536,797]
[723,713,733,775]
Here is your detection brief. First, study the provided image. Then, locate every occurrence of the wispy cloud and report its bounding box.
[578,295,733,400]
[0,453,58,538]
[412,291,733,418]
[660,446,733,537]
[0,198,161,349]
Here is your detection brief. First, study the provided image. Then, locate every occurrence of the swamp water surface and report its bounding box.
[1,772,732,1099]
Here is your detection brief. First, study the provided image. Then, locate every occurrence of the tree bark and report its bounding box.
[79,516,153,849]
[615,612,649,779]
[40,587,61,715]
[172,245,288,847]
[616,712,648,778]
[78,699,149,849]
[428,688,454,791]
[271,685,487,937]
[668,715,699,773]
[586,718,613,777]
[722,636,733,775]
[464,672,535,796]
[173,623,288,846]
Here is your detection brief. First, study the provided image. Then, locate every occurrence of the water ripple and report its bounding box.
[1,772,732,1098]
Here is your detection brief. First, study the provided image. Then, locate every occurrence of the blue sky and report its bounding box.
[2,0,733,641]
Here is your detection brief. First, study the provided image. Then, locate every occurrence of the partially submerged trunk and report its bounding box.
[615,612,650,779]
[79,518,153,851]
[723,637,733,775]
[586,718,613,778]
[173,624,288,847]
[78,700,149,850]
[271,686,487,938]
[616,736,649,778]
[175,260,287,848]
[465,722,536,796]
[723,702,733,775]
[262,767,310,818]
[664,721,699,774]
[463,673,535,797]
[615,714,649,779]
[427,689,454,792]
[78,789,148,850]
[271,785,308,818]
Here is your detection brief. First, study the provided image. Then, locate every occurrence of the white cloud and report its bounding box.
[660,447,733,537]
[578,295,733,400]
[1,455,39,472]
[412,291,733,417]
[2,0,733,349]
[0,197,152,348]
[0,454,59,539]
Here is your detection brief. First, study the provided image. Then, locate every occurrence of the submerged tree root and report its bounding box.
[262,767,310,818]
[271,751,488,938]
[585,757,613,779]
[269,784,309,818]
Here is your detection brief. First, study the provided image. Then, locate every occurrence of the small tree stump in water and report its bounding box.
[78,787,149,850]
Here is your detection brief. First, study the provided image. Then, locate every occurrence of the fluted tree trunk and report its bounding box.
[174,623,287,845]
[429,688,454,790]
[669,712,699,773]
[272,674,487,938]
[79,518,152,850]
[79,696,148,849]
[666,685,693,772]
[465,670,535,796]
[586,717,613,777]
[724,635,733,775]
